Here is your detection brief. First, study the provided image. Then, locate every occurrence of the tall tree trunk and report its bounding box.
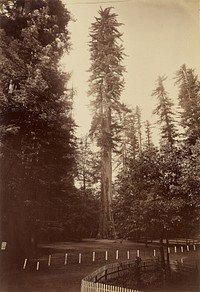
[99,145,115,238]
[98,105,115,239]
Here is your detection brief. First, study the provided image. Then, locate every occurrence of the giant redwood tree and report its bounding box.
[88,7,125,238]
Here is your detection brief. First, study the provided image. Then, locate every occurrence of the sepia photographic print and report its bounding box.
[0,0,200,291]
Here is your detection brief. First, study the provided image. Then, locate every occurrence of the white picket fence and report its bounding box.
[81,280,141,292]
[81,259,158,292]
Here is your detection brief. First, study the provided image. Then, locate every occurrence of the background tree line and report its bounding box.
[113,67,200,244]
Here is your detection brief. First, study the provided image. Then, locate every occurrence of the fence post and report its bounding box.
[92,251,95,262]
[105,269,107,281]
[48,255,51,267]
[64,253,67,265]
[116,250,119,260]
[105,251,108,261]
[79,253,82,264]
[23,259,27,270]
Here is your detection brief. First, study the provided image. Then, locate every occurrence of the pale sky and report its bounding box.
[62,0,200,143]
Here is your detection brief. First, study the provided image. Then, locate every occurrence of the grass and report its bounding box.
[0,239,199,292]
[104,264,199,292]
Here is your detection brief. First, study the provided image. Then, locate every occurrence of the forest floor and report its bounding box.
[0,239,199,292]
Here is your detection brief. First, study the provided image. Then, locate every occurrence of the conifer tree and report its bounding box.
[0,0,76,259]
[76,135,100,197]
[135,106,142,156]
[152,76,177,149]
[144,120,154,151]
[88,7,125,238]
[175,64,200,145]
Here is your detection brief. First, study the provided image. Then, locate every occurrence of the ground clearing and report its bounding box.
[0,239,199,292]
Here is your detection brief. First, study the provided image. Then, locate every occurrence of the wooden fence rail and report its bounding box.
[81,259,159,292]
[81,258,199,292]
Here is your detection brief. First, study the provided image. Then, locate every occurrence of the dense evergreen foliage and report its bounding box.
[152,76,177,149]
[114,67,200,249]
[175,64,200,145]
[0,0,77,259]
